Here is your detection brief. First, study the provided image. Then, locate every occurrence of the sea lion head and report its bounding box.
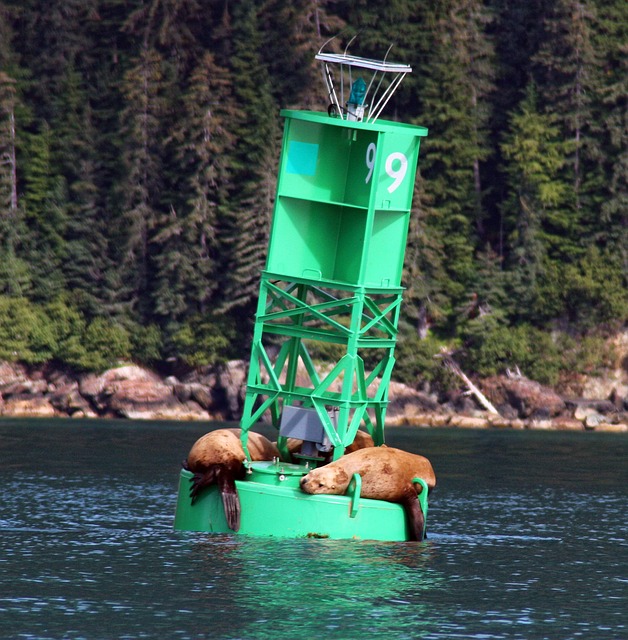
[299,465,350,495]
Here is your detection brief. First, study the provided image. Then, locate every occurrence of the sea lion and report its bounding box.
[299,446,436,541]
[344,430,375,454]
[183,428,280,531]
[280,429,375,463]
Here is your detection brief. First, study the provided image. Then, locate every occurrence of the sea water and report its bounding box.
[1,419,626,639]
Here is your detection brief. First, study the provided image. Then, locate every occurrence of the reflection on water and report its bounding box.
[0,419,626,639]
[189,536,444,639]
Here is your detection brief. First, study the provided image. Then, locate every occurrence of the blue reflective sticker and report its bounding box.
[286,141,319,176]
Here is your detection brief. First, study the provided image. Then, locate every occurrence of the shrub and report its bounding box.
[130,323,163,365]
[0,296,56,363]
[393,331,453,388]
[170,315,234,368]
[460,319,564,385]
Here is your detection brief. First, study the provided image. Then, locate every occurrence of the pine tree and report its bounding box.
[592,0,627,275]
[20,121,68,302]
[532,0,600,255]
[500,84,569,321]
[117,45,169,319]
[412,0,496,319]
[258,0,344,109]
[153,52,237,326]
[402,172,449,339]
[216,0,280,330]
[0,70,30,296]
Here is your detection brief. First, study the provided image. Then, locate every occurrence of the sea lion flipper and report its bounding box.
[217,470,241,532]
[402,494,426,542]
[189,466,219,503]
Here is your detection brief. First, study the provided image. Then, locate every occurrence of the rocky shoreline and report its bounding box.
[0,360,626,433]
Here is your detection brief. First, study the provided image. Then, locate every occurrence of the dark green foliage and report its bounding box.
[393,331,453,389]
[459,318,615,386]
[169,313,235,368]
[0,0,624,379]
[0,296,55,363]
[130,323,163,366]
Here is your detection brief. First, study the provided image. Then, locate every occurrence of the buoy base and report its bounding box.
[174,461,428,541]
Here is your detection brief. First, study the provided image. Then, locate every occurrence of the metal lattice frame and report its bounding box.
[240,274,404,460]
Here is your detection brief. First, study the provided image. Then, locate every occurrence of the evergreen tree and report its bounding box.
[5,0,101,123]
[62,101,114,318]
[412,0,496,322]
[20,121,68,302]
[532,0,600,255]
[0,70,30,296]
[403,172,449,340]
[500,84,569,322]
[122,0,205,77]
[153,52,237,327]
[117,45,169,319]
[216,0,280,330]
[484,0,548,254]
[0,72,18,231]
[258,0,344,109]
[592,0,628,274]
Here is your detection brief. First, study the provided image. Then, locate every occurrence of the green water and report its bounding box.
[1,418,626,639]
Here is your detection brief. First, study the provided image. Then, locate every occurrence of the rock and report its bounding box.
[594,423,628,433]
[3,396,56,417]
[584,413,606,429]
[190,384,213,410]
[215,360,248,419]
[0,362,28,386]
[448,415,489,429]
[486,414,514,429]
[118,400,210,421]
[482,375,566,418]
[528,419,555,430]
[79,365,162,411]
[107,379,179,419]
[48,382,94,416]
[171,382,214,410]
[1,378,49,397]
[386,382,442,421]
[552,418,584,431]
[172,382,193,403]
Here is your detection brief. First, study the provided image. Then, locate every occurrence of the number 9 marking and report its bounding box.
[385,152,408,193]
[365,142,376,184]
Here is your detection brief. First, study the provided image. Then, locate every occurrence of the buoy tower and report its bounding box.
[175,43,429,540]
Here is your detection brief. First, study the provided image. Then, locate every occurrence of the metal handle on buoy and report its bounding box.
[412,477,429,539]
[348,473,362,518]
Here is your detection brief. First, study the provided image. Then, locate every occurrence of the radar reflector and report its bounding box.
[316,39,412,123]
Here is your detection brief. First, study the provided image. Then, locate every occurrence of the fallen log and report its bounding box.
[436,354,500,416]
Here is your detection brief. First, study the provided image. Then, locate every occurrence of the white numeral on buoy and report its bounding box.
[365,145,408,193]
[365,142,376,184]
[385,152,408,193]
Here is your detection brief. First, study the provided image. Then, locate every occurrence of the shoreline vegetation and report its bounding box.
[1,359,626,434]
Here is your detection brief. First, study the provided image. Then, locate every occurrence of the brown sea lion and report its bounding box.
[344,430,376,454]
[280,429,375,462]
[183,428,280,531]
[299,446,436,541]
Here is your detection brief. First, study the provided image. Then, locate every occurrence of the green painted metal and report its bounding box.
[241,110,427,459]
[175,105,429,541]
[174,467,429,541]
[267,111,427,288]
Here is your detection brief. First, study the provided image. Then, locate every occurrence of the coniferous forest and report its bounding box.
[0,0,626,388]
